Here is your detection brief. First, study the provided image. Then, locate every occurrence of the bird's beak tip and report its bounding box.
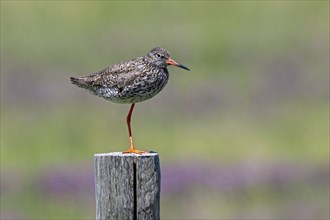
[166,58,190,71]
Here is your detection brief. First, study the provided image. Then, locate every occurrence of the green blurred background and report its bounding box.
[1,1,329,219]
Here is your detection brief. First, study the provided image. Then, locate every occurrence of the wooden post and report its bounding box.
[94,152,160,220]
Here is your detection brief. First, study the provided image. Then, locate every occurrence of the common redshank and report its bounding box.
[70,47,190,154]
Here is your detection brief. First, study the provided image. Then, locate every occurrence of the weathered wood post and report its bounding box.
[94,152,160,220]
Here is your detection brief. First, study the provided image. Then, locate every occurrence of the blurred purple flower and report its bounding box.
[38,164,94,198]
[161,162,329,194]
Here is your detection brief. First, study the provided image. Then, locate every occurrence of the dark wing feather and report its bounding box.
[70,56,145,91]
[90,58,142,88]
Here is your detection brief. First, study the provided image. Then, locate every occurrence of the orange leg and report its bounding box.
[123,103,147,154]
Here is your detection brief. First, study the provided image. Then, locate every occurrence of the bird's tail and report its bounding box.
[70,76,91,89]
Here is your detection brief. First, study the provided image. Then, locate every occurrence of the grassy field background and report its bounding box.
[1,1,329,219]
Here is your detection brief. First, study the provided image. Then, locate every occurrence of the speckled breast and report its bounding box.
[94,70,169,104]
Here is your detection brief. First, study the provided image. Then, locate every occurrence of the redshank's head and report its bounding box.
[147,47,190,71]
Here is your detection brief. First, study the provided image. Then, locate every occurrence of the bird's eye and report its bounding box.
[156,53,161,58]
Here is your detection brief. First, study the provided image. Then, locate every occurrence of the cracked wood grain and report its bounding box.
[94,152,160,220]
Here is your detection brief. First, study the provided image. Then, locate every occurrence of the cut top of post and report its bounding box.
[94,152,159,157]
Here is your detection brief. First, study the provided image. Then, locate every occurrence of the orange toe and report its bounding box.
[122,148,148,154]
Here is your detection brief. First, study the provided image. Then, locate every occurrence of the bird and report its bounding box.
[70,47,190,154]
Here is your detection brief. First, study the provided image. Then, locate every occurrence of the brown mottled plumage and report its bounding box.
[70,47,189,153]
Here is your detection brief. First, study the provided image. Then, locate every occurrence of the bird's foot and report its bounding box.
[122,148,148,154]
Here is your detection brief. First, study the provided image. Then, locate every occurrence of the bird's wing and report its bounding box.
[90,58,142,89]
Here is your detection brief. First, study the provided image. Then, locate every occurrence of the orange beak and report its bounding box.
[166,58,190,71]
